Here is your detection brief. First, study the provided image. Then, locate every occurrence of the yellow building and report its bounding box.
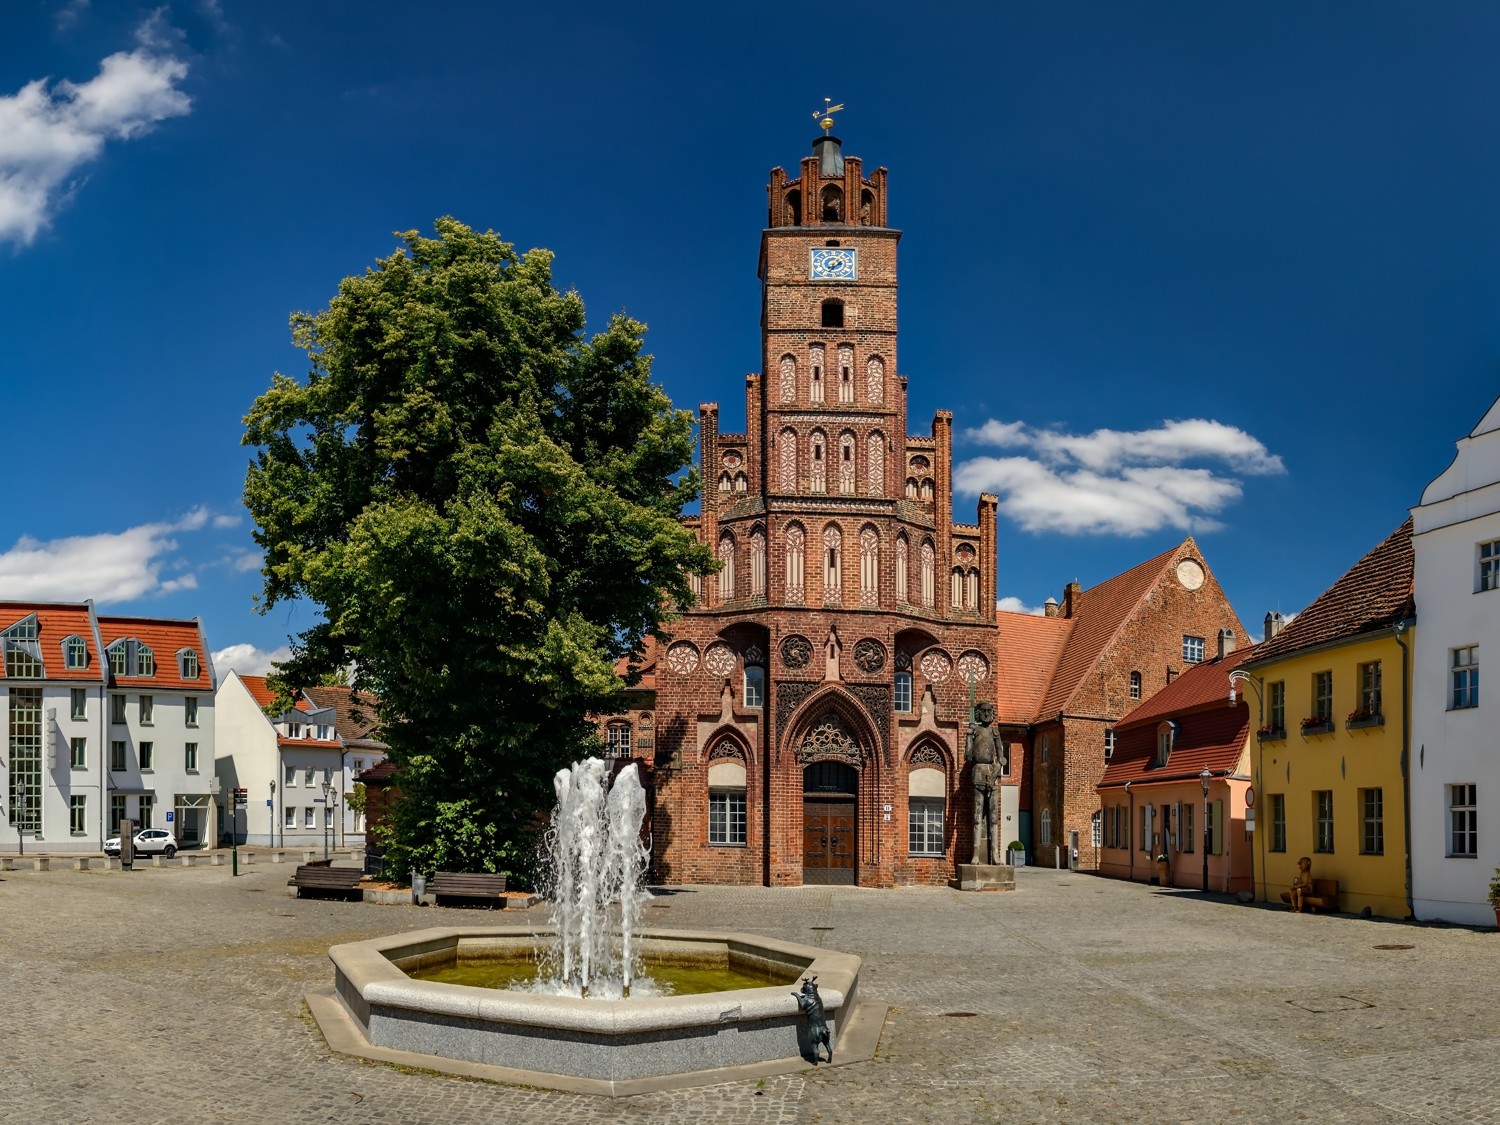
[1239,521,1413,919]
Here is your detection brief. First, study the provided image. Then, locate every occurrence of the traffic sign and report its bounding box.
[1245,787,1256,809]
[165,811,174,822]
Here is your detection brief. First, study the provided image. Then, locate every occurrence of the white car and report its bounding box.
[103,828,178,858]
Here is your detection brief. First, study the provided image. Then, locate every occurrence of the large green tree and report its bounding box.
[243,218,710,880]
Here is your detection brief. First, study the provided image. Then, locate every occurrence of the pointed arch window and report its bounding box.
[749,526,767,597]
[950,568,963,609]
[920,540,935,608]
[905,477,919,499]
[784,189,801,226]
[717,532,736,601]
[786,523,806,604]
[718,471,732,493]
[810,430,827,493]
[859,525,879,608]
[837,344,854,404]
[778,428,797,492]
[809,344,825,403]
[965,569,979,610]
[909,762,946,856]
[823,524,843,606]
[838,431,856,494]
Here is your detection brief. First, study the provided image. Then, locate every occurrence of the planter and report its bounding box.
[1006,849,1025,868]
[1300,721,1335,737]
[1156,861,1170,886]
[1257,729,1287,743]
[1346,715,1385,731]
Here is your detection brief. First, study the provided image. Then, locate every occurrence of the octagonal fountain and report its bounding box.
[308,760,877,1095]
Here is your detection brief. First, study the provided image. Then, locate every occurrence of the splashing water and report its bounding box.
[540,759,650,998]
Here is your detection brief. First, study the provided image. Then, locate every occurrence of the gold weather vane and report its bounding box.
[812,98,845,133]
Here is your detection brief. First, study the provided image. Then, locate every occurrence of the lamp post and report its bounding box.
[1228,669,1263,902]
[322,781,335,860]
[1199,767,1212,892]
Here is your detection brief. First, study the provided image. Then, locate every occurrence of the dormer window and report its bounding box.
[135,644,155,677]
[1155,720,1177,768]
[108,641,128,676]
[3,616,42,678]
[179,649,200,679]
[63,635,88,670]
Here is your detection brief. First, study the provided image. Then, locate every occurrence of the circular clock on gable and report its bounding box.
[1176,559,1205,591]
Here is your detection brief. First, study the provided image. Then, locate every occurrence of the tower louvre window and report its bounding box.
[821,300,843,329]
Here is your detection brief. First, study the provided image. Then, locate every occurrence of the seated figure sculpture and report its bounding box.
[1289,855,1313,912]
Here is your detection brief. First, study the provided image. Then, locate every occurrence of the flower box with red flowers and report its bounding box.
[1345,707,1384,730]
[1300,715,1335,735]
[1257,725,1287,742]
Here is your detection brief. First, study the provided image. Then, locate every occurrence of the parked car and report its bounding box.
[103,828,178,858]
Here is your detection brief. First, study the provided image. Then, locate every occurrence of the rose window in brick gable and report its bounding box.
[704,643,737,679]
[920,649,952,684]
[781,635,812,669]
[666,642,700,676]
[956,651,989,683]
[853,638,885,673]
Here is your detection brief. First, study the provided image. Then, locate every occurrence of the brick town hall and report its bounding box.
[602,122,1244,887]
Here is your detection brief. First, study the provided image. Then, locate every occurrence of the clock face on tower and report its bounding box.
[809,247,857,281]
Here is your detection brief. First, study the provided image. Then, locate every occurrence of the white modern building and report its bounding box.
[214,672,386,847]
[1,603,217,853]
[1411,395,1500,925]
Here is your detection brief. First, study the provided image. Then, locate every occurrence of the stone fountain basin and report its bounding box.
[321,926,865,1092]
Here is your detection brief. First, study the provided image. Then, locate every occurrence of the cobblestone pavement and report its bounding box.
[2,862,1497,1124]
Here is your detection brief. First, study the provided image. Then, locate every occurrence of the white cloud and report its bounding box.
[996,596,1048,615]
[212,643,291,678]
[55,0,90,32]
[956,418,1283,537]
[211,512,241,529]
[0,12,190,246]
[0,509,218,601]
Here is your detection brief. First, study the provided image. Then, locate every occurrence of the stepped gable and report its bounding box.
[995,610,1072,724]
[1100,647,1259,787]
[1034,542,1183,718]
[1252,519,1414,661]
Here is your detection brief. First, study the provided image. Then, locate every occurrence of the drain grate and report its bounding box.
[943,1011,978,1018]
[1288,995,1374,1013]
[1372,943,1414,951]
[810,925,834,931]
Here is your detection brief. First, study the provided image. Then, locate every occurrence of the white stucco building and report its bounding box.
[1411,396,1500,925]
[1,603,217,853]
[214,672,386,847]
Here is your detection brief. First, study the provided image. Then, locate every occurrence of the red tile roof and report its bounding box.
[1248,519,1414,664]
[237,673,277,710]
[1101,652,1255,788]
[995,610,1072,724]
[0,601,102,682]
[97,615,210,691]
[613,635,658,692]
[303,685,387,748]
[277,736,341,749]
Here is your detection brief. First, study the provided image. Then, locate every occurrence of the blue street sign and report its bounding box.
[266,799,273,808]
[165,811,174,822]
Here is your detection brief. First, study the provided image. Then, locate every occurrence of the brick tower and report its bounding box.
[618,119,1002,887]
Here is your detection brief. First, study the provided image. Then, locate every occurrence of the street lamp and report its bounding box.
[1228,669,1263,903]
[322,781,335,860]
[1199,767,1212,892]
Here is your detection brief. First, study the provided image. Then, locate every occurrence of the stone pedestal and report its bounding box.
[949,863,1015,892]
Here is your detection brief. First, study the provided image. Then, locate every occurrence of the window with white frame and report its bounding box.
[1182,635,1205,664]
[1314,790,1334,853]
[1155,721,1175,768]
[285,806,296,828]
[70,795,87,835]
[135,645,154,676]
[71,688,87,721]
[1451,646,1479,709]
[185,697,198,727]
[8,687,42,833]
[893,671,913,713]
[1449,783,1477,857]
[1360,788,1384,855]
[1480,539,1500,592]
[1040,807,1052,845]
[1090,810,1102,849]
[64,635,87,670]
[304,767,315,787]
[908,766,945,856]
[71,737,86,770]
[1357,661,1382,717]
[1129,671,1141,700]
[1268,681,1286,733]
[1104,729,1116,761]
[1313,671,1332,721]
[108,642,127,676]
[179,649,200,679]
[707,756,747,846]
[605,723,632,758]
[744,665,765,708]
[284,763,296,787]
[305,807,315,829]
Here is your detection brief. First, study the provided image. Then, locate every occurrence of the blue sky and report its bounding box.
[4,2,1499,675]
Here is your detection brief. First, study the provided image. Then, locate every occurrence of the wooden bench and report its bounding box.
[287,862,364,899]
[1280,878,1340,913]
[431,870,507,908]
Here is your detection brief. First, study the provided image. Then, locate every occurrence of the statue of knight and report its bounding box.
[966,699,1004,866]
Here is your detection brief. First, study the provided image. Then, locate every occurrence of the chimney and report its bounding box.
[1264,611,1285,640]
[1043,597,1060,618]
[1217,629,1235,659]
[1062,581,1081,618]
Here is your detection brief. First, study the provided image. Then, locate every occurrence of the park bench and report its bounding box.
[1280,878,1340,913]
[287,861,364,899]
[431,870,507,908]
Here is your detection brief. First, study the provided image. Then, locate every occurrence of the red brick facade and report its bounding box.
[602,133,1001,887]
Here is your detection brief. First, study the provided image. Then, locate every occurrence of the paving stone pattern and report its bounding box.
[2,862,1497,1123]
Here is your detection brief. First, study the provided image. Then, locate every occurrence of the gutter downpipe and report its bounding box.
[1395,620,1414,919]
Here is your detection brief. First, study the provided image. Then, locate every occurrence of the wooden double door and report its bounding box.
[803,762,857,885]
